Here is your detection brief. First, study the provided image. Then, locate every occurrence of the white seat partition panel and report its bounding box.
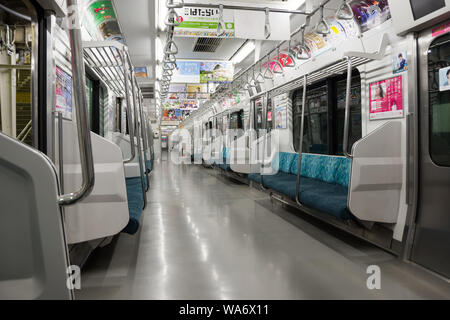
[0,133,71,299]
[59,121,129,244]
[110,132,141,178]
[349,121,403,223]
[230,134,252,174]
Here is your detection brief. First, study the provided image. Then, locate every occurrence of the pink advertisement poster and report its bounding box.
[369,76,403,120]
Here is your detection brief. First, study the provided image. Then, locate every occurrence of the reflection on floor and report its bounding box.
[76,160,450,299]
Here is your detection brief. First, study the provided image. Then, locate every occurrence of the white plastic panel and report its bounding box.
[349,121,403,223]
[0,133,71,299]
[110,132,142,178]
[59,121,129,244]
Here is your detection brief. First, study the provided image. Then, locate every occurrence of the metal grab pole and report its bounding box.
[260,93,269,190]
[138,92,150,192]
[131,71,147,209]
[57,112,65,194]
[343,57,353,159]
[58,0,95,206]
[122,51,136,163]
[295,75,307,207]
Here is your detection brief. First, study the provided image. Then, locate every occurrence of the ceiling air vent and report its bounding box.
[141,86,154,99]
[193,37,223,52]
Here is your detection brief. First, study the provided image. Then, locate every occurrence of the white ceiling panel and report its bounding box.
[113,0,156,79]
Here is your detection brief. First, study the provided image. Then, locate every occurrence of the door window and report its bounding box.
[428,33,450,166]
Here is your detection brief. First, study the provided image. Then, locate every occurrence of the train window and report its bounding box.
[216,116,223,134]
[229,111,243,130]
[293,84,329,154]
[86,76,94,130]
[335,74,362,155]
[292,70,361,155]
[0,3,34,146]
[428,34,450,167]
[266,98,273,133]
[254,98,264,132]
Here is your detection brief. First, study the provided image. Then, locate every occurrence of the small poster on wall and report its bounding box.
[274,93,288,129]
[438,66,450,91]
[369,76,404,120]
[56,66,73,120]
[392,51,408,74]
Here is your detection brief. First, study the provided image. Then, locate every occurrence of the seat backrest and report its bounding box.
[273,152,351,187]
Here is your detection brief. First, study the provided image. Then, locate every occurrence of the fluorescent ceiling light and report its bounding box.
[231,41,255,65]
[157,0,168,32]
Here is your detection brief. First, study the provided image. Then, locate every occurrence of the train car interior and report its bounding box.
[0,0,449,301]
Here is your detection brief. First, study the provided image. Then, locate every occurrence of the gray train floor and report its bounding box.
[76,160,450,299]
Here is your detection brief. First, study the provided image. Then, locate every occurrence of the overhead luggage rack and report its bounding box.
[82,41,130,97]
[268,55,372,99]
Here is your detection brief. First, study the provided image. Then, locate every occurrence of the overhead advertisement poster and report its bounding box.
[167,84,186,100]
[200,61,234,84]
[172,60,201,83]
[134,67,148,78]
[172,60,233,84]
[369,76,403,120]
[56,66,73,120]
[187,84,209,100]
[174,7,235,38]
[86,0,124,43]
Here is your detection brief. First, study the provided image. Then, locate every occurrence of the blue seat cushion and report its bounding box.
[263,173,351,220]
[145,159,152,173]
[300,181,351,220]
[262,173,321,201]
[123,177,144,234]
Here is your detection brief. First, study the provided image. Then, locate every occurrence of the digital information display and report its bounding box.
[409,0,445,20]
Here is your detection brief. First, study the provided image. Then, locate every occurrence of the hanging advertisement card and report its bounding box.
[200,61,234,83]
[187,84,209,99]
[56,66,73,120]
[168,84,187,100]
[369,76,403,120]
[174,6,235,38]
[172,61,201,83]
[134,67,148,78]
[87,0,124,42]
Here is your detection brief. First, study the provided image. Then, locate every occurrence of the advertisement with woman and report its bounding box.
[369,76,403,120]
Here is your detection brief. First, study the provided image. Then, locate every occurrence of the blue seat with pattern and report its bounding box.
[252,152,352,220]
[122,177,145,234]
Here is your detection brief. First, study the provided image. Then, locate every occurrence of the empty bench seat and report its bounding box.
[122,177,144,234]
[252,152,352,220]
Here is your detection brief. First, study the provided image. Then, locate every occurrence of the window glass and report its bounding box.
[293,85,328,154]
[293,71,361,155]
[336,75,362,155]
[230,111,243,130]
[428,34,450,166]
[254,98,264,132]
[266,98,273,132]
[85,77,94,130]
